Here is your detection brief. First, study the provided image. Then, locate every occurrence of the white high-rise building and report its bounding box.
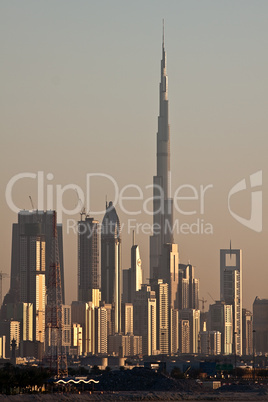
[152,280,169,354]
[134,285,157,356]
[71,301,95,355]
[208,301,233,355]
[72,323,83,355]
[180,309,200,354]
[95,306,107,354]
[220,248,242,355]
[20,228,46,343]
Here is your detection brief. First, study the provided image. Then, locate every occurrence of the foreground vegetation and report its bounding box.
[0,363,50,394]
[1,362,268,395]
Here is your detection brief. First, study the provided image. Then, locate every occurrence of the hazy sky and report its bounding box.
[1,0,268,310]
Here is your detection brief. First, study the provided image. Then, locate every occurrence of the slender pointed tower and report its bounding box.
[150,21,174,280]
[101,201,122,334]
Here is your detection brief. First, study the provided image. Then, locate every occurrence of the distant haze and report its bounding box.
[1,1,268,310]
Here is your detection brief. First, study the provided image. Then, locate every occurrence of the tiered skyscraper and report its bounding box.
[150,24,174,280]
[148,24,180,354]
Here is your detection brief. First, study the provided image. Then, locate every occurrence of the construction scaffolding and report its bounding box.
[45,211,67,377]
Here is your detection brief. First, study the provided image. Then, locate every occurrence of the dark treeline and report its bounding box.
[0,363,50,394]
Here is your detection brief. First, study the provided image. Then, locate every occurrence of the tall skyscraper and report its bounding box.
[78,216,100,302]
[19,221,46,343]
[95,306,107,354]
[6,210,65,305]
[150,24,174,280]
[220,248,242,355]
[151,279,169,354]
[134,285,157,356]
[101,201,122,333]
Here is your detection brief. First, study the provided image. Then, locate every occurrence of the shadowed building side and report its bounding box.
[101,201,122,334]
[78,217,100,302]
[3,211,65,307]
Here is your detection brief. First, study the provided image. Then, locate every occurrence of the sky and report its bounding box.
[1,0,268,310]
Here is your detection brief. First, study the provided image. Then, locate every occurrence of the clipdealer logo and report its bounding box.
[5,170,263,234]
[228,170,262,233]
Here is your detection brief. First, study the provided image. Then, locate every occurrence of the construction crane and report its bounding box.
[207,292,216,303]
[199,297,207,313]
[75,190,86,220]
[0,271,9,308]
[29,195,34,210]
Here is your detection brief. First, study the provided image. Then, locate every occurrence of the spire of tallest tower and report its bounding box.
[161,20,167,102]
[162,19,165,49]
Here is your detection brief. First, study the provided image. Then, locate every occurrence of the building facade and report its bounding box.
[78,217,100,302]
[253,297,268,354]
[8,210,65,305]
[220,248,242,355]
[208,301,233,355]
[180,309,200,354]
[134,285,157,356]
[242,308,253,355]
[101,201,122,334]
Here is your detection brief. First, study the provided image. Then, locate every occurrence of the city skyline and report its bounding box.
[1,1,268,310]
